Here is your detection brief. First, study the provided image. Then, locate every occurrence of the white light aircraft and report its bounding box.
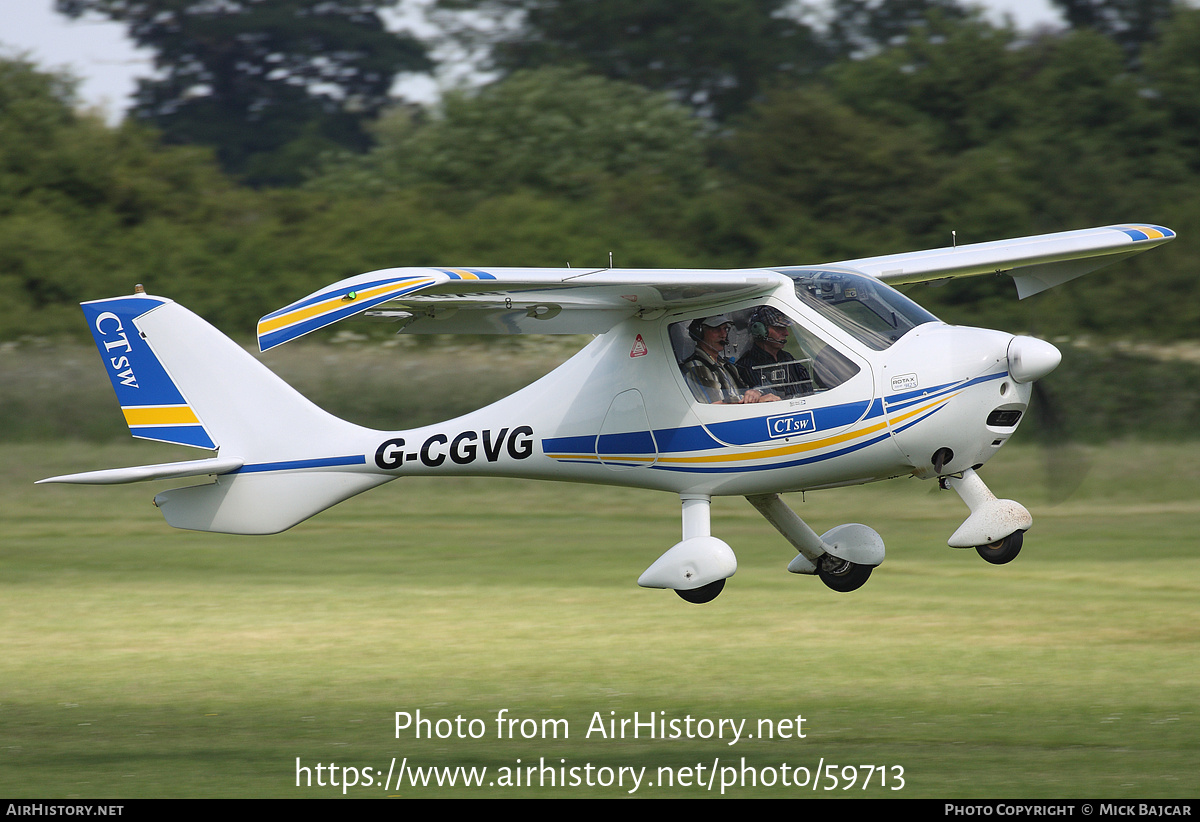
[41,224,1175,602]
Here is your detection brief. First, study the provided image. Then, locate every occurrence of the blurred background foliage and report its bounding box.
[2,0,1199,439]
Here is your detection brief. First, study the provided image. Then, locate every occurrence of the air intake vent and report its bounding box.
[987,409,1023,427]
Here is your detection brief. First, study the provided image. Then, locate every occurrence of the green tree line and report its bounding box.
[3,1,1199,342]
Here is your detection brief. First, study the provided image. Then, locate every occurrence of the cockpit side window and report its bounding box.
[670,306,860,405]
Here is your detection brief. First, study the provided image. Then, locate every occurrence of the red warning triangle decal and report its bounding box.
[630,334,648,358]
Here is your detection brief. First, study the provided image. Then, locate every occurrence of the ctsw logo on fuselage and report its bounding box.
[94,311,139,388]
[375,426,535,470]
[766,410,815,439]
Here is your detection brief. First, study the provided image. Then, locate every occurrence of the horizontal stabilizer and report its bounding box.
[38,457,244,486]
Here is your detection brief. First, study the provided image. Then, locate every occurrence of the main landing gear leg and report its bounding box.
[942,469,1031,565]
[745,494,884,593]
[637,494,737,603]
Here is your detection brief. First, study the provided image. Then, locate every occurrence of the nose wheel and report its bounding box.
[975,530,1023,565]
[675,579,726,604]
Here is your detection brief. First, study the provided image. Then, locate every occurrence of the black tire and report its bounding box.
[817,557,873,593]
[976,530,1024,565]
[675,579,725,603]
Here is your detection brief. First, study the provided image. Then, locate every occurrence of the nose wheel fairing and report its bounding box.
[943,468,1032,549]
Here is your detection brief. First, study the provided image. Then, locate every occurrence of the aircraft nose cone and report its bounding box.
[1007,335,1061,383]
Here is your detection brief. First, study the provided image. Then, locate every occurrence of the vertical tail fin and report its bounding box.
[59,292,390,534]
[82,292,368,459]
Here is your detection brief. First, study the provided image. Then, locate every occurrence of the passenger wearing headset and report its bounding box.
[681,315,780,404]
[735,306,812,399]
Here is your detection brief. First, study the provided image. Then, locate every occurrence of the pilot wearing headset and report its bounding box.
[734,306,812,399]
[681,315,779,404]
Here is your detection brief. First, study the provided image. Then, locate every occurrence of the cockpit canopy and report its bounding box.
[775,267,938,350]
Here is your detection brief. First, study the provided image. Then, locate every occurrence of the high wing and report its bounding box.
[257,267,785,350]
[827,223,1175,298]
[257,224,1174,350]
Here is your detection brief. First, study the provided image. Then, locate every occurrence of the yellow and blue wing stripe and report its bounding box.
[1116,224,1175,242]
[256,269,498,351]
[257,274,437,351]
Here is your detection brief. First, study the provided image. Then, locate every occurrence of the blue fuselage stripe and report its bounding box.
[233,455,367,474]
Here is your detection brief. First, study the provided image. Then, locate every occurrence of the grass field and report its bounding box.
[3,440,1199,797]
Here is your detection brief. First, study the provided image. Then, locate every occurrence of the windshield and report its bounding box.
[776,268,938,350]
